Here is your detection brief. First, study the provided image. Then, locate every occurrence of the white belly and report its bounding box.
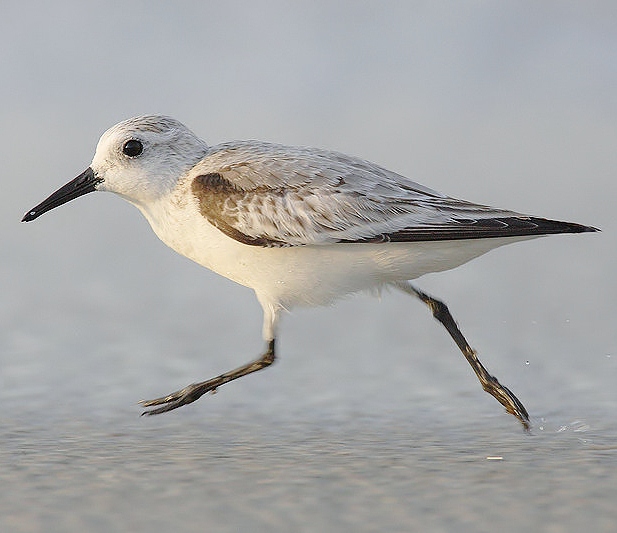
[139,197,533,308]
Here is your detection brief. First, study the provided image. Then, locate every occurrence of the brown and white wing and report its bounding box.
[188,141,595,247]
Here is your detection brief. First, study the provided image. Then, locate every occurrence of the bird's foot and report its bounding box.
[139,379,219,415]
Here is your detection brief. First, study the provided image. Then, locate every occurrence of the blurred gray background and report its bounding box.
[1,2,615,532]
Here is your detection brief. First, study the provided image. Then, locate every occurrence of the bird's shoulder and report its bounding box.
[190,140,444,198]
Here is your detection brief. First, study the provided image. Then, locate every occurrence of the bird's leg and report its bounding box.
[394,281,530,431]
[140,339,276,415]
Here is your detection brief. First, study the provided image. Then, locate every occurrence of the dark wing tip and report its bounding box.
[579,224,601,233]
[341,217,600,244]
[527,218,599,235]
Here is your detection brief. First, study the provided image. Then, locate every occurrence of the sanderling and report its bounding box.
[22,115,598,429]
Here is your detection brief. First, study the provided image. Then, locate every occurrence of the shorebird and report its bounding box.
[22,115,597,429]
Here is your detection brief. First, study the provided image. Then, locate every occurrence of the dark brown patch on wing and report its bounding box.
[191,173,288,247]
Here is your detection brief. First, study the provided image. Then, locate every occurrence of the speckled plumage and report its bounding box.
[186,138,585,247]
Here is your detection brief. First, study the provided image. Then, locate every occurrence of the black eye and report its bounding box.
[122,139,143,157]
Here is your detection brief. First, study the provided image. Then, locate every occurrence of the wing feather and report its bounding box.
[189,141,594,247]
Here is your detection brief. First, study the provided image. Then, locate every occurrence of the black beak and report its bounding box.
[22,167,102,222]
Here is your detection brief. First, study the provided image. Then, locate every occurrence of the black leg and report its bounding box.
[395,282,530,431]
[140,339,276,415]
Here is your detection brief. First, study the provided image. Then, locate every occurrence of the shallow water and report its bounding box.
[2,400,616,532]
